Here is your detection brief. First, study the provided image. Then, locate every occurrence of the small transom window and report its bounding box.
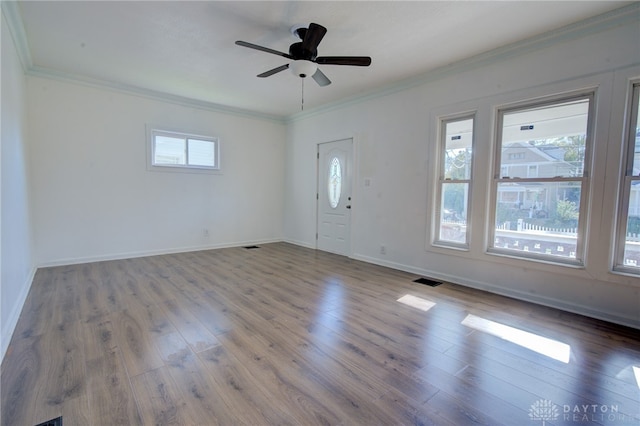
[149,129,219,171]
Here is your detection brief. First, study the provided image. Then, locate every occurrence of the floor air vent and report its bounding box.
[35,417,62,426]
[244,245,260,249]
[413,277,442,287]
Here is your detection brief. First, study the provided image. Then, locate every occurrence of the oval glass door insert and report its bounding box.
[328,157,342,208]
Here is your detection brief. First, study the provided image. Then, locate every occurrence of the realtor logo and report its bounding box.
[529,399,559,425]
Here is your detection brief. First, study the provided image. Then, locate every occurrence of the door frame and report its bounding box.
[316,136,356,256]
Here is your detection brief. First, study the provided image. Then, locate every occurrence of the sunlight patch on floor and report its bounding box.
[397,294,436,312]
[461,313,571,363]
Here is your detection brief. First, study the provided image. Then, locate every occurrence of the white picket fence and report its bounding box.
[519,221,640,241]
[496,219,578,235]
[626,233,640,242]
[495,220,576,235]
[465,219,640,242]
[519,221,577,235]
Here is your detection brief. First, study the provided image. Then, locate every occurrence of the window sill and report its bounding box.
[147,164,222,175]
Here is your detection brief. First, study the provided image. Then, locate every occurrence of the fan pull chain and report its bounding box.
[301,77,305,111]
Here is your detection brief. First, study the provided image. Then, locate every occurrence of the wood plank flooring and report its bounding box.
[2,242,639,425]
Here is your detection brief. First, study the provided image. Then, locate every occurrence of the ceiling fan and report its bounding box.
[235,23,371,87]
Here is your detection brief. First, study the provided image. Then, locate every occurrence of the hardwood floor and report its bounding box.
[2,242,639,425]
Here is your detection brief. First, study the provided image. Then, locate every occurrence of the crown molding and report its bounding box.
[1,1,33,71]
[26,65,287,123]
[286,2,640,123]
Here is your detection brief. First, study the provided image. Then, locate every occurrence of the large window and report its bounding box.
[149,129,219,171]
[615,83,640,273]
[489,94,593,264]
[435,115,474,247]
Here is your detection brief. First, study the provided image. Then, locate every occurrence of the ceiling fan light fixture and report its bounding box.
[290,60,317,78]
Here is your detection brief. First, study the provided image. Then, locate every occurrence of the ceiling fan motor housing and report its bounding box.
[289,41,317,61]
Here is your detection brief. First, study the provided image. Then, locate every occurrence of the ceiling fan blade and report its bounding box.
[257,64,290,78]
[316,56,372,66]
[235,40,293,59]
[302,23,327,53]
[312,68,331,87]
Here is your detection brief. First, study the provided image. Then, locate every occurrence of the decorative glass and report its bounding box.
[328,157,342,208]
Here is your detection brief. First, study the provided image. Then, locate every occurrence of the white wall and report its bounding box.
[1,10,35,359]
[28,77,286,265]
[284,13,640,328]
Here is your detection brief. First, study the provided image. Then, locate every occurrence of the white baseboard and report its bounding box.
[351,252,640,330]
[1,266,36,362]
[37,238,283,268]
[282,238,316,250]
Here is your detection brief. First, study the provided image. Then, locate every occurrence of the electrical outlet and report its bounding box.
[380,245,386,255]
[203,228,210,238]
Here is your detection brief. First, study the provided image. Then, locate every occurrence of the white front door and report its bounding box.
[317,139,353,256]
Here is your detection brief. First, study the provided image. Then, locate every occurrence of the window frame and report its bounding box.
[148,127,220,173]
[488,91,595,266]
[433,113,476,249]
[614,82,640,274]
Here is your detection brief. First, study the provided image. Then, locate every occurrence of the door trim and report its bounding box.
[316,137,355,256]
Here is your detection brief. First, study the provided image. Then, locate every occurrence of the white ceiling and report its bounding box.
[15,1,632,119]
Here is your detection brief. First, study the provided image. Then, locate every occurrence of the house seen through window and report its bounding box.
[490,95,592,264]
